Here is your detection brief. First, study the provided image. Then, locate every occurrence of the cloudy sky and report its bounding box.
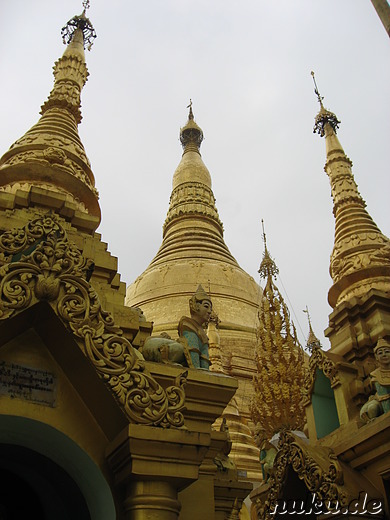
[1,1,389,348]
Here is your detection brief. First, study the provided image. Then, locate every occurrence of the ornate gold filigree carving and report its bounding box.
[253,431,346,520]
[330,238,390,284]
[0,215,186,428]
[41,49,88,123]
[303,346,339,403]
[251,237,305,439]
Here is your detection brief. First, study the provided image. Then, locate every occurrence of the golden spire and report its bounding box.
[150,104,238,266]
[303,306,321,352]
[251,226,305,439]
[0,4,100,223]
[178,99,204,155]
[258,219,279,283]
[312,72,390,308]
[226,498,240,520]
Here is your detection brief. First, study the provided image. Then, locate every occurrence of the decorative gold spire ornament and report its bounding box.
[303,305,321,352]
[312,72,390,308]
[180,99,204,151]
[0,5,100,222]
[151,105,236,265]
[251,223,305,439]
[226,498,241,520]
[61,1,97,51]
[311,71,340,138]
[207,309,223,372]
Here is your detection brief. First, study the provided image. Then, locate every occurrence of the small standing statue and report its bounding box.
[360,337,390,422]
[254,425,277,483]
[178,285,212,369]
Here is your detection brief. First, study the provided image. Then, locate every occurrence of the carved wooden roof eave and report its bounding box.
[303,347,341,404]
[255,430,381,520]
[0,214,186,428]
[303,348,359,406]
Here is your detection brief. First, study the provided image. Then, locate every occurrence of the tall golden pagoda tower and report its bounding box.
[311,74,390,363]
[126,104,262,479]
[0,9,100,228]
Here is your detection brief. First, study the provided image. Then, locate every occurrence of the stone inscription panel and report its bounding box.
[0,361,56,407]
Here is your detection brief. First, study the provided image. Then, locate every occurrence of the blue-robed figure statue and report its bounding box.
[178,285,212,370]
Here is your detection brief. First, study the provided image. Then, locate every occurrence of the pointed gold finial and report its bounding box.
[311,72,340,137]
[258,220,279,281]
[226,498,240,520]
[303,306,321,352]
[180,101,204,151]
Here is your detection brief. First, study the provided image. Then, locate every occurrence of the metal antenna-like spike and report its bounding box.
[261,219,267,249]
[303,305,312,326]
[187,99,194,120]
[311,71,324,108]
[311,72,340,137]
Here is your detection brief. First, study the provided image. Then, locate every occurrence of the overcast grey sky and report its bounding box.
[1,0,389,348]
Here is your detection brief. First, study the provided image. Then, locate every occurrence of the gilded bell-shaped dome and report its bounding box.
[126,105,262,480]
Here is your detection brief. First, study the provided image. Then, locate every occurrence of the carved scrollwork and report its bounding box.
[302,345,339,402]
[0,215,65,263]
[0,215,186,428]
[256,431,346,519]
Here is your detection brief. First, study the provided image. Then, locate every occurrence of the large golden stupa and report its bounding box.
[126,103,262,479]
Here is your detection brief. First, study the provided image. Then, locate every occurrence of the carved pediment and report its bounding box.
[251,430,383,519]
[253,430,345,519]
[303,346,340,403]
[0,214,186,428]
